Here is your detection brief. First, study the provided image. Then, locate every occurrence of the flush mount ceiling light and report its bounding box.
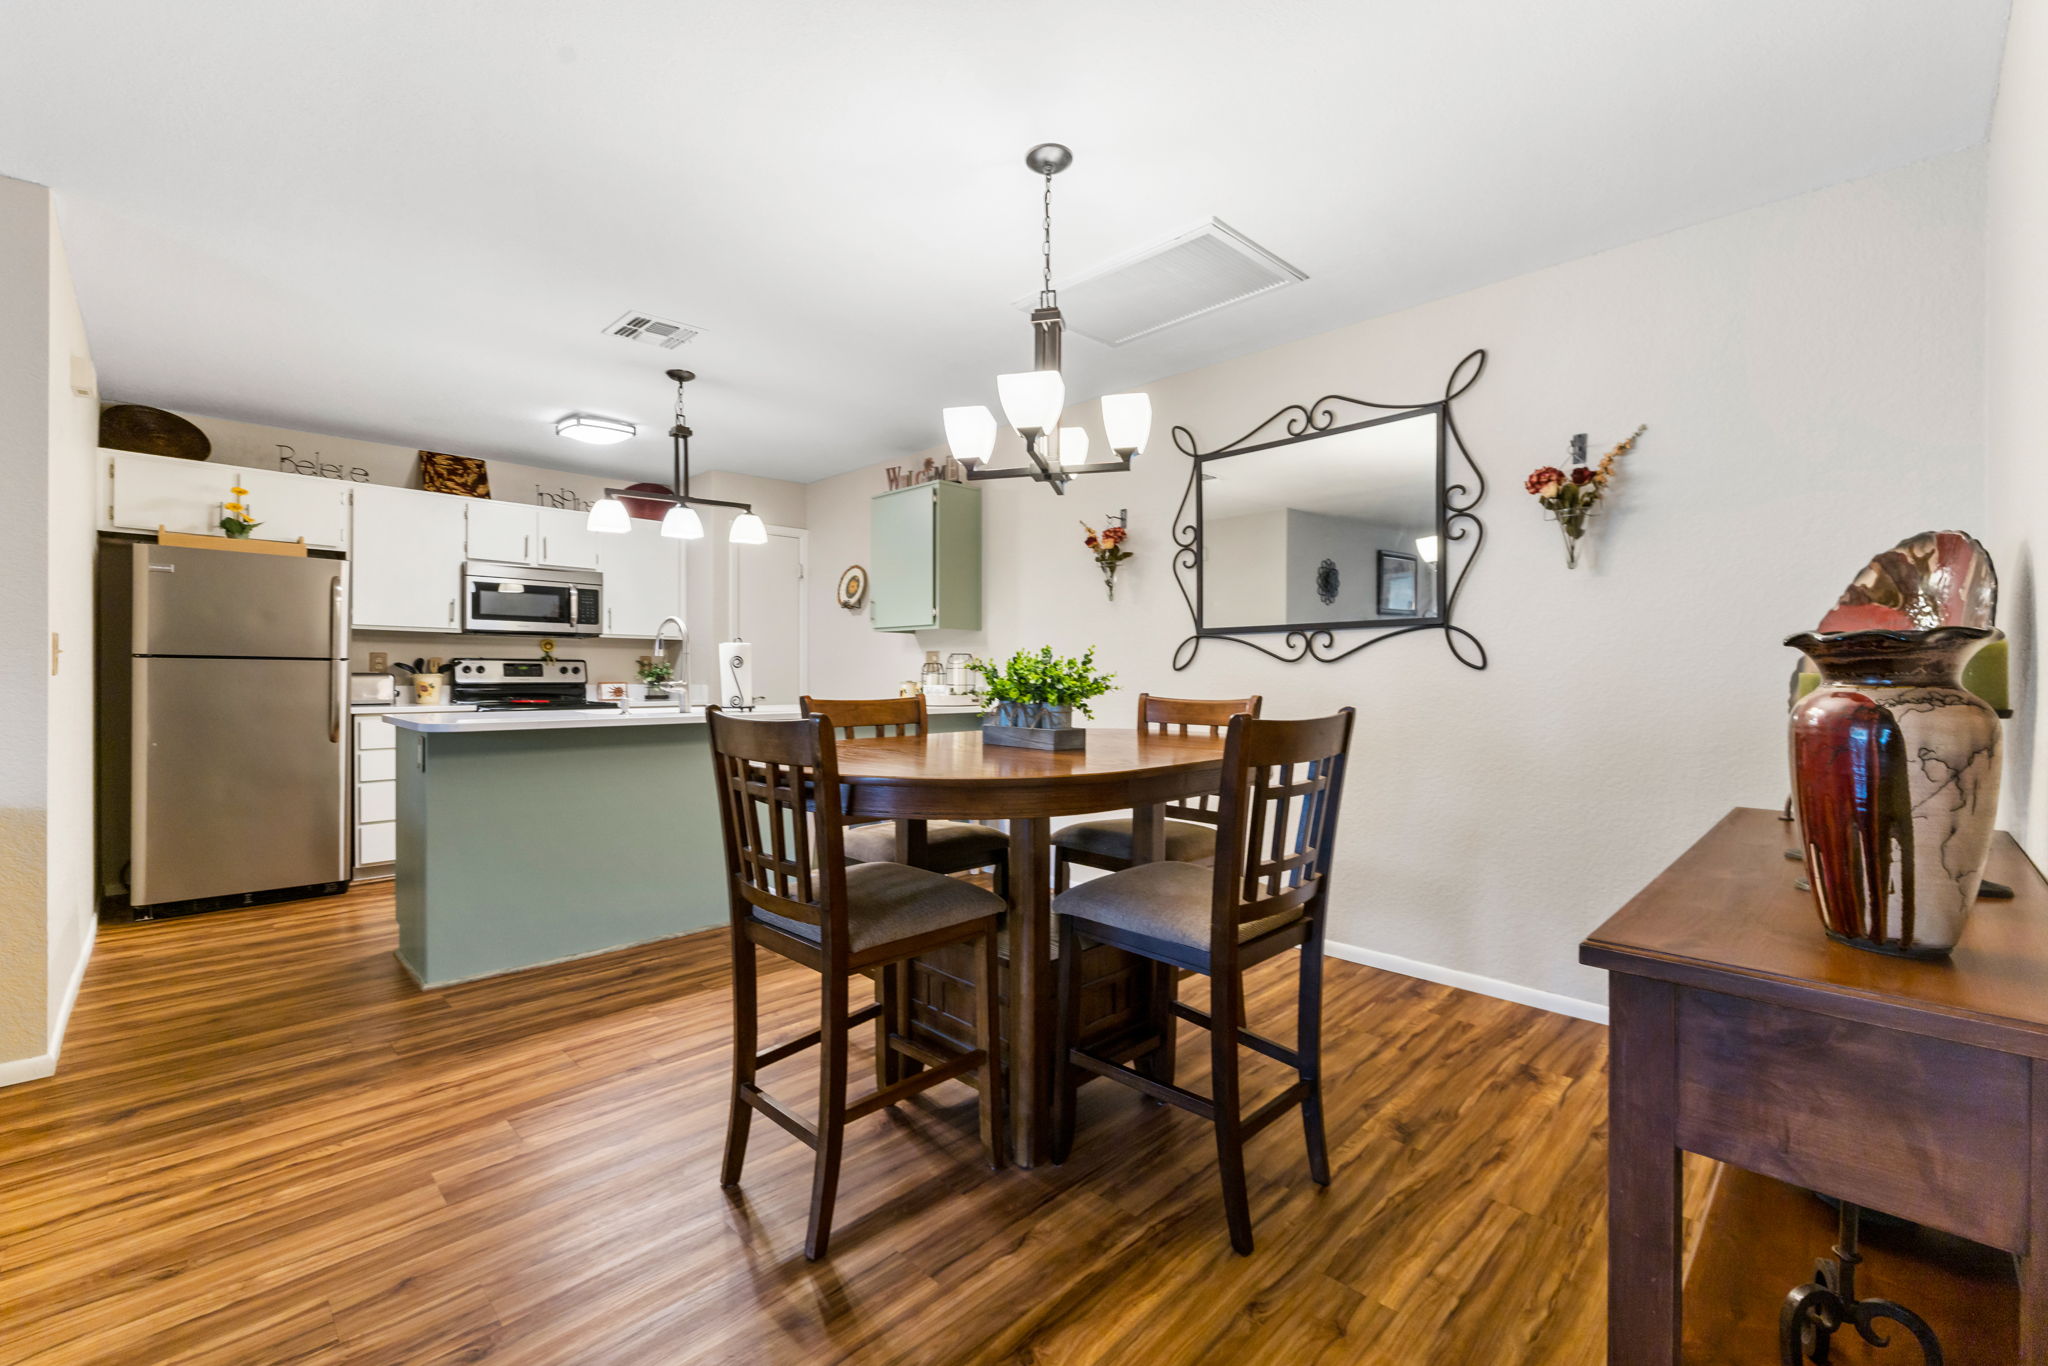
[943,144,1152,496]
[556,414,636,445]
[586,370,762,544]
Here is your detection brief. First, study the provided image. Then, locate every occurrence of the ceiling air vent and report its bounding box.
[603,311,702,350]
[1021,219,1307,347]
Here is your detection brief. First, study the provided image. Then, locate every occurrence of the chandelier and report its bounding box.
[941,144,1152,495]
[587,369,766,544]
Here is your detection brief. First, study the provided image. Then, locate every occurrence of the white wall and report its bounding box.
[806,148,1988,1012]
[0,174,97,1085]
[1988,4,2048,861]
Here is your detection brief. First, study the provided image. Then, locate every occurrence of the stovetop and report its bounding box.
[472,696,619,713]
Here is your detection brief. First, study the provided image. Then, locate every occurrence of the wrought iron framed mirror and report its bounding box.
[1169,349,1487,670]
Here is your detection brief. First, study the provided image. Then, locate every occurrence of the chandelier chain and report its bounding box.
[1040,171,1055,308]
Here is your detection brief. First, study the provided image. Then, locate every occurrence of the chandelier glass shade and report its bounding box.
[943,144,1150,495]
[587,368,761,545]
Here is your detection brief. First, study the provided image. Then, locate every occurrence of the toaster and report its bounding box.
[348,672,398,706]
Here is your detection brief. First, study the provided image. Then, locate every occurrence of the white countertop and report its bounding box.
[383,700,983,734]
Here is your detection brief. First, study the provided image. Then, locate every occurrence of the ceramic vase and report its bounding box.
[1785,626,2001,958]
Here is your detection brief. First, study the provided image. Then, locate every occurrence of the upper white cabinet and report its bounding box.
[234,466,350,549]
[536,507,603,570]
[350,483,467,631]
[600,520,686,638]
[466,500,537,564]
[106,451,225,537]
[104,451,349,549]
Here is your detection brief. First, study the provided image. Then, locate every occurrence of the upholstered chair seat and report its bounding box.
[1051,818,1216,867]
[1051,861,1302,961]
[757,861,1005,953]
[843,820,1010,874]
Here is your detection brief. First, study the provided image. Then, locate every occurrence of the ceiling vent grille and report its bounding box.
[603,311,702,350]
[1021,219,1307,346]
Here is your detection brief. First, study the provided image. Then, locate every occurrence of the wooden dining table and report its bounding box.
[833,727,1228,1167]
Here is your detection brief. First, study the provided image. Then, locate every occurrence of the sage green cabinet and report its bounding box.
[870,481,981,632]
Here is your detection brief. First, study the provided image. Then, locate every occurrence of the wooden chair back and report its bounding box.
[800,694,929,739]
[706,708,851,954]
[1138,693,1262,826]
[1209,709,1356,948]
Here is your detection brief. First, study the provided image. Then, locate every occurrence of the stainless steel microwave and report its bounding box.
[461,562,603,636]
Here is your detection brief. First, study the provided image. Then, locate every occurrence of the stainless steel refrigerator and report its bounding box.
[97,541,350,916]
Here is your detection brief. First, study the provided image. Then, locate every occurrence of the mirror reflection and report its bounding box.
[1200,408,1443,631]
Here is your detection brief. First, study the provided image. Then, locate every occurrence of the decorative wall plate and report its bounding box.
[836,564,868,611]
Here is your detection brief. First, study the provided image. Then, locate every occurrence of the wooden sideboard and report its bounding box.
[1581,806,2048,1364]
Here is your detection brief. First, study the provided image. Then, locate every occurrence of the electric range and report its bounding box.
[447,658,618,713]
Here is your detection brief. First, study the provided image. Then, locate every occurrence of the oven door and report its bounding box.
[463,573,578,634]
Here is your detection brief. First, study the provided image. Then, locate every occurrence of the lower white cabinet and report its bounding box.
[352,715,398,877]
[351,483,467,631]
[600,519,686,637]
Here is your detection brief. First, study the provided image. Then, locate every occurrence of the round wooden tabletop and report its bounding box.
[833,728,1226,820]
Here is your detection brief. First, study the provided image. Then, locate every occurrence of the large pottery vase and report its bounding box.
[1785,626,2001,957]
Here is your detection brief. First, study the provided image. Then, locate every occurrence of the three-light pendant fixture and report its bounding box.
[585,369,766,544]
[942,144,1152,495]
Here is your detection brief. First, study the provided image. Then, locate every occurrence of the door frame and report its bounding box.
[727,524,808,701]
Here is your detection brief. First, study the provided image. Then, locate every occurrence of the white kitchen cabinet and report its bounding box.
[105,450,233,536]
[536,506,603,570]
[233,466,350,549]
[466,500,538,564]
[350,483,467,631]
[105,450,350,549]
[600,519,686,638]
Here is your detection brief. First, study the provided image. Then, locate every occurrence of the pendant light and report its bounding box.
[587,369,762,544]
[943,144,1152,495]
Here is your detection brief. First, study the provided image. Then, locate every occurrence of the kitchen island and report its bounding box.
[386,702,983,986]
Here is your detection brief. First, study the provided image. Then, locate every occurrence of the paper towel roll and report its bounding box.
[718,640,755,710]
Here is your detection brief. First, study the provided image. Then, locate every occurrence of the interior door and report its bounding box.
[131,656,346,906]
[731,527,805,703]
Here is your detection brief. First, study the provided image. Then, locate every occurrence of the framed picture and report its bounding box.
[1376,550,1420,617]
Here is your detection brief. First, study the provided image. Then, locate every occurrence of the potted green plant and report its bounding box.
[637,657,676,699]
[970,646,1115,749]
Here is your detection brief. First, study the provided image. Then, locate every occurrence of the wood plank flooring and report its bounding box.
[0,883,1616,1365]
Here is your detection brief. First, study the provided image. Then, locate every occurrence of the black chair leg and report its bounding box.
[1210,966,1254,1255]
[1050,917,1083,1164]
[1298,943,1330,1186]
[721,931,757,1188]
[1054,852,1072,893]
[994,854,1010,902]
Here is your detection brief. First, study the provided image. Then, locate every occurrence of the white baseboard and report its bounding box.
[0,918,98,1090]
[1324,938,1609,1026]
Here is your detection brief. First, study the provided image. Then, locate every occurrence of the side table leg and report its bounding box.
[2024,1058,2048,1364]
[1608,974,1684,1365]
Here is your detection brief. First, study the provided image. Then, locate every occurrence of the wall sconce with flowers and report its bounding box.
[1082,511,1132,600]
[1524,425,1646,568]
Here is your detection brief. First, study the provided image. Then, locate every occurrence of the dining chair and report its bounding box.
[707,708,1005,1260]
[1049,708,1355,1255]
[1051,693,1262,892]
[800,694,1010,898]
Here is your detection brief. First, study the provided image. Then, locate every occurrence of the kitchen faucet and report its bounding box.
[651,616,688,700]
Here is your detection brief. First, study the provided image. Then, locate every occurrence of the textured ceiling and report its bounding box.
[0,0,2011,484]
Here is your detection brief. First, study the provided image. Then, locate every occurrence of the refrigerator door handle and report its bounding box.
[328,575,345,743]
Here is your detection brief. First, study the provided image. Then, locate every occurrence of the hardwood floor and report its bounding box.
[0,883,1615,1365]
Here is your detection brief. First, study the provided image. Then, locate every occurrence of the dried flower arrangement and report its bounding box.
[1524,425,1646,568]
